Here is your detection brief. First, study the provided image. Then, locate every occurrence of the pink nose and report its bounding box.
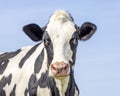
[51,62,69,77]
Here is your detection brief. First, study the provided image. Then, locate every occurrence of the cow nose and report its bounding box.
[51,62,69,77]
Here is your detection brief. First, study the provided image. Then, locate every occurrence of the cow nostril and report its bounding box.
[64,65,68,70]
[51,64,57,70]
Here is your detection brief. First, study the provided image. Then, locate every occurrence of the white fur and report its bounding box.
[55,76,70,96]
[49,10,73,23]
[37,87,50,96]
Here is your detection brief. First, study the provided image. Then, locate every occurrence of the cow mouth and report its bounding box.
[54,75,69,79]
[54,70,70,79]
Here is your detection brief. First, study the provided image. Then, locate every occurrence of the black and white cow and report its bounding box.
[0,10,97,96]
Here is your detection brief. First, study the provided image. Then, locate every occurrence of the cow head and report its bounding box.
[23,10,97,78]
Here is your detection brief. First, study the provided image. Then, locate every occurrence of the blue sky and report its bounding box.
[0,0,120,96]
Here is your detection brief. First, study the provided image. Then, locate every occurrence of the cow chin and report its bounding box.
[50,73,70,80]
[55,75,70,80]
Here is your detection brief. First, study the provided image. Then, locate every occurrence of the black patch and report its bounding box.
[65,69,79,96]
[28,71,49,96]
[65,76,75,96]
[69,31,79,66]
[28,74,38,96]
[0,49,21,59]
[48,78,60,96]
[0,60,9,74]
[19,43,40,68]
[0,90,5,96]
[0,74,12,85]
[24,88,28,96]
[38,71,48,88]
[28,71,60,96]
[71,51,76,66]
[70,32,79,52]
[10,84,16,96]
[43,32,53,65]
[0,74,12,96]
[0,49,21,74]
[34,48,44,74]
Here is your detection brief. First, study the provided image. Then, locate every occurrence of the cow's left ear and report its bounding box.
[79,22,97,41]
[23,23,44,42]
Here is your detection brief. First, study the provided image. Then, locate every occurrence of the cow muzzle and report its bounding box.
[50,62,69,77]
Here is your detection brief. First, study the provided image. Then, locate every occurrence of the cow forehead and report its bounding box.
[46,10,76,41]
[46,21,76,42]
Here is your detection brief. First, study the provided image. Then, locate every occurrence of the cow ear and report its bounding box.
[23,23,44,42]
[79,22,97,41]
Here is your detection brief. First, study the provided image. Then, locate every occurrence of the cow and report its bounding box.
[0,10,97,96]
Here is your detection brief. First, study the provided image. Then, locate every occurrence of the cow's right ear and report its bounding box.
[23,23,44,42]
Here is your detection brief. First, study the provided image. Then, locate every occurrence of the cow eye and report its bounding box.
[44,38,51,45]
[71,37,78,45]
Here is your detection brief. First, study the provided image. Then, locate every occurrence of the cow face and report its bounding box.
[23,10,97,78]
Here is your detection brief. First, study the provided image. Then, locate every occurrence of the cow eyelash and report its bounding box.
[44,38,51,45]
